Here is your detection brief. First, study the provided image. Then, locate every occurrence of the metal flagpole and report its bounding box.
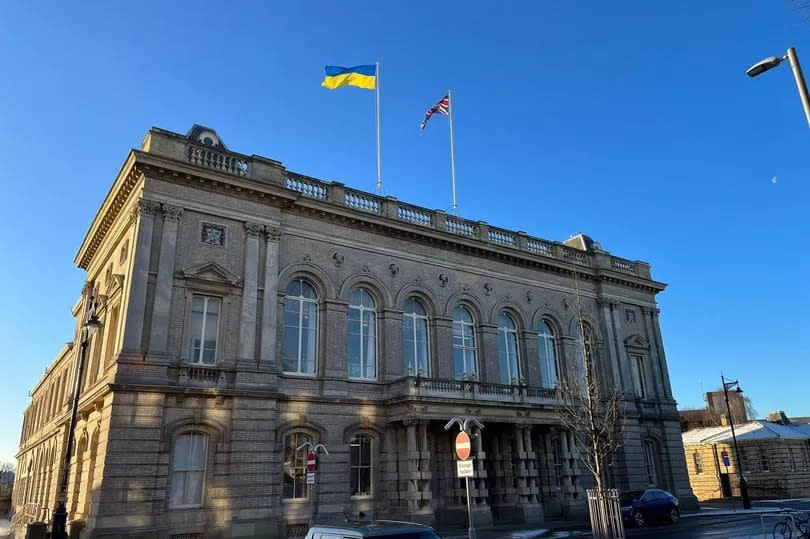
[447,89,458,215]
[376,61,382,195]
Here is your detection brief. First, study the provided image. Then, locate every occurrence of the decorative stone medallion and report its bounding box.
[201,223,225,246]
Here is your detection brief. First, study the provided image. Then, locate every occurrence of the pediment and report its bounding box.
[181,261,240,286]
[624,334,650,349]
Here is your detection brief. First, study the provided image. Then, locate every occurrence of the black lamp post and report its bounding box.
[721,374,751,510]
[51,296,100,538]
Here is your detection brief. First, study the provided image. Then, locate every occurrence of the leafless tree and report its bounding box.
[555,266,626,491]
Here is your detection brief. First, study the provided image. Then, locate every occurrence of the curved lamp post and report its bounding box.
[747,47,810,127]
[721,374,751,510]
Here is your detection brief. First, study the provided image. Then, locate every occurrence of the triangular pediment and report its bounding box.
[181,261,240,285]
[624,334,650,349]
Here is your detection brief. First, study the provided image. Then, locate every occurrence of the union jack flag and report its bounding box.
[420,94,449,130]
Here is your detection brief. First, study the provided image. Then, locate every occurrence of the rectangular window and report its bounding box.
[693,452,703,474]
[283,433,311,499]
[643,440,658,486]
[350,435,372,496]
[551,437,562,488]
[170,434,207,507]
[759,447,770,472]
[631,355,646,398]
[741,448,752,473]
[188,296,220,364]
[788,447,797,472]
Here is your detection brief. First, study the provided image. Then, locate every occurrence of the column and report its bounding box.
[433,316,454,379]
[418,421,432,509]
[381,309,404,380]
[238,222,263,363]
[405,420,419,512]
[479,324,499,383]
[323,300,349,379]
[645,307,673,398]
[148,204,183,355]
[597,297,623,391]
[121,199,159,353]
[514,424,528,505]
[523,426,539,504]
[259,226,281,367]
[382,427,399,512]
[471,425,488,507]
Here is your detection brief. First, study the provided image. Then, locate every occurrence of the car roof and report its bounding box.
[309,520,434,536]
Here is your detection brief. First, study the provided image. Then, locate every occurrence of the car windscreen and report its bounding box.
[372,532,441,539]
[619,491,643,505]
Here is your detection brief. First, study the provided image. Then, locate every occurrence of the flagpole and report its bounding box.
[448,89,458,215]
[376,61,382,195]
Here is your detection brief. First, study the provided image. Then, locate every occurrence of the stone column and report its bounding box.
[644,307,672,398]
[382,427,399,513]
[259,226,281,368]
[522,329,541,387]
[381,309,404,380]
[148,204,183,356]
[418,421,432,510]
[479,324,499,383]
[121,199,159,354]
[405,419,419,512]
[323,299,349,380]
[434,316,454,379]
[514,424,528,506]
[238,222,263,363]
[597,297,623,391]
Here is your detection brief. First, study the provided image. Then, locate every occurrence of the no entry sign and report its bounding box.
[455,431,471,460]
[306,452,317,473]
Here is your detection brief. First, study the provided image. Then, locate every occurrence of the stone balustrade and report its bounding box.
[388,376,560,405]
[187,144,248,176]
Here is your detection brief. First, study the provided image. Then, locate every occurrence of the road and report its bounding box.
[627,513,789,538]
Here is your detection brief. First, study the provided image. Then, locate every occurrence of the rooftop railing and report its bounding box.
[388,376,560,405]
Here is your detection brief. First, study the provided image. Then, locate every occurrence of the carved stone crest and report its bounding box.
[332,252,344,267]
[625,309,636,324]
[462,283,471,292]
[438,273,449,287]
[361,263,372,274]
[388,263,400,277]
[302,254,313,264]
[563,297,570,310]
[525,290,534,303]
[484,282,493,296]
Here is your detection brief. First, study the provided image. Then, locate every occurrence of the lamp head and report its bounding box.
[83,313,101,336]
[735,387,744,394]
[747,56,783,78]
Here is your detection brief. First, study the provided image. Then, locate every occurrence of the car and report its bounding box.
[620,488,680,527]
[304,519,442,539]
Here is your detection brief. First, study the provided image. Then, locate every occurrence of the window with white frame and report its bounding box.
[537,320,559,388]
[348,289,376,379]
[452,306,477,380]
[642,439,659,486]
[282,432,311,499]
[349,434,373,496]
[631,354,647,398]
[497,312,520,385]
[741,447,752,473]
[693,451,703,474]
[170,433,208,507]
[282,280,318,375]
[403,297,429,376]
[759,446,770,472]
[188,296,220,364]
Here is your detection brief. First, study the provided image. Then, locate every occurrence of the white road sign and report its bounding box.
[456,459,474,478]
[306,472,315,485]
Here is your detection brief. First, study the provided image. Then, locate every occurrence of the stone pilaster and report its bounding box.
[381,309,403,380]
[434,316,454,379]
[522,329,540,387]
[238,222,262,364]
[148,204,183,356]
[597,297,623,391]
[259,226,281,368]
[479,324,499,383]
[323,299,349,380]
[645,307,673,398]
[121,199,159,354]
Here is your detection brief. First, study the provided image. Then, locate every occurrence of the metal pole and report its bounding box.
[722,374,751,510]
[448,89,458,216]
[51,324,91,538]
[787,48,810,128]
[465,476,476,539]
[375,61,382,195]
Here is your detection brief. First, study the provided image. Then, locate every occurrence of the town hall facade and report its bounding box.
[11,125,696,538]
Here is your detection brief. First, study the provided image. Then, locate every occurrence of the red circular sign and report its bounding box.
[455,432,471,460]
[306,452,317,473]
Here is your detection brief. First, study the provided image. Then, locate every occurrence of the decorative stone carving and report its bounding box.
[244,222,264,238]
[119,239,129,264]
[640,306,653,315]
[596,297,609,308]
[484,282,493,296]
[438,273,449,287]
[129,199,160,222]
[414,275,423,284]
[302,254,313,264]
[562,297,570,310]
[162,204,184,222]
[462,283,471,292]
[625,309,636,324]
[361,263,372,273]
[201,223,225,246]
[332,252,344,267]
[525,290,533,303]
[264,226,281,242]
[388,263,399,277]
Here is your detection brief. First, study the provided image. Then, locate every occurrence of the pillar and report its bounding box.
[238,222,263,363]
[406,420,419,512]
[597,298,624,391]
[645,307,673,398]
[381,309,404,380]
[323,300,349,379]
[259,226,281,367]
[479,324,499,383]
[148,204,183,355]
[434,317,454,379]
[121,199,159,353]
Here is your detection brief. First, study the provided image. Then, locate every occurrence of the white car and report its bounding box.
[305,520,441,539]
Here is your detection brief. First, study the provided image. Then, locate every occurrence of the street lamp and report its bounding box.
[747,47,810,127]
[51,295,100,538]
[721,374,751,510]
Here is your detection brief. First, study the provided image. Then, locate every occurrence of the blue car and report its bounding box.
[620,489,680,527]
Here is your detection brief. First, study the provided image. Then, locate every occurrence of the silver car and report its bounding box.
[304,520,441,539]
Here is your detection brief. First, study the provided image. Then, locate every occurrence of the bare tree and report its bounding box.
[555,267,626,491]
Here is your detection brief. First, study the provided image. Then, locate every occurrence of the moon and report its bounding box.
[771,176,778,184]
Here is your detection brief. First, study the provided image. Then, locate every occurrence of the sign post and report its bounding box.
[306,451,317,485]
[445,416,484,539]
[297,442,329,517]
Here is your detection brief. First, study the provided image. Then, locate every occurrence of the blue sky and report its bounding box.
[1,1,808,462]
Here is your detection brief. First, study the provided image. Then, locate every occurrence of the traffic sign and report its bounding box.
[306,472,315,485]
[456,459,474,478]
[306,452,317,473]
[455,431,471,460]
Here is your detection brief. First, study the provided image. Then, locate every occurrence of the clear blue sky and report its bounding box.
[1,1,808,462]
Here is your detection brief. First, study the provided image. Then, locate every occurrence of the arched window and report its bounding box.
[348,289,377,379]
[283,432,312,499]
[537,320,559,388]
[452,306,477,380]
[170,433,208,507]
[282,279,318,375]
[497,312,520,384]
[349,434,373,496]
[403,297,429,376]
[642,439,659,487]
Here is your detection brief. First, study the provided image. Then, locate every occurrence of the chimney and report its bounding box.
[766,411,790,425]
[720,414,729,426]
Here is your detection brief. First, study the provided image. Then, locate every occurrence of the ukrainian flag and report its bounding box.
[321,65,376,90]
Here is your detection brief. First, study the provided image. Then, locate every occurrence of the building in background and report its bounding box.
[683,415,810,501]
[11,125,697,538]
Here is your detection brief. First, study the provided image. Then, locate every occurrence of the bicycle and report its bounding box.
[772,509,810,538]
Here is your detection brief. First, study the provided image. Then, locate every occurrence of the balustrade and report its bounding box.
[611,257,637,274]
[389,376,559,404]
[344,191,381,213]
[187,145,248,176]
[397,205,432,227]
[286,175,328,199]
[445,217,478,237]
[527,239,554,256]
[488,228,516,247]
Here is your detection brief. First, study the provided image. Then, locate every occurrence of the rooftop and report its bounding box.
[682,420,810,445]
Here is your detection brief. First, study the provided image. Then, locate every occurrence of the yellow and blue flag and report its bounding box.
[321,65,376,90]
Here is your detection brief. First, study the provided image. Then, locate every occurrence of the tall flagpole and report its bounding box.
[448,89,458,215]
[376,61,382,195]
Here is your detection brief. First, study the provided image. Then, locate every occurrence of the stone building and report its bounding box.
[683,419,810,500]
[11,124,697,538]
